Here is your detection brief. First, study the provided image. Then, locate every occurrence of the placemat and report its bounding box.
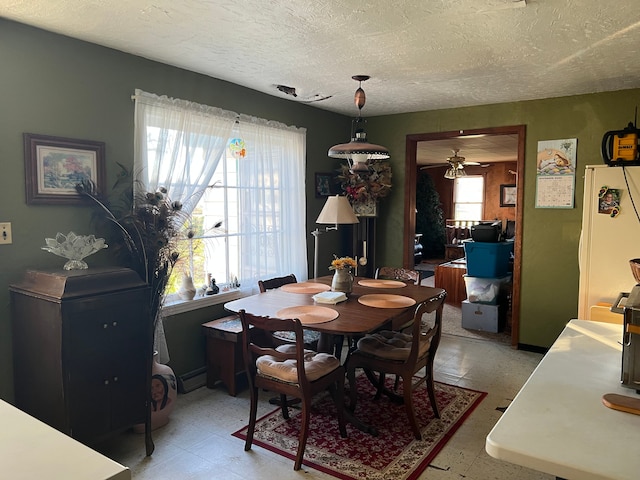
[358,279,406,288]
[275,305,339,324]
[358,294,416,309]
[280,282,331,294]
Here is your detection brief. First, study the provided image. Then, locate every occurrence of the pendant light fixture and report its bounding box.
[328,75,389,172]
[443,149,469,179]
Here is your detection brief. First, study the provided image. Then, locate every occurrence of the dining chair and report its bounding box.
[375,266,421,331]
[345,290,446,440]
[375,266,421,285]
[258,274,322,349]
[238,309,347,470]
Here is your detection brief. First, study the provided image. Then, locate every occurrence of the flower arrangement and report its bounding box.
[76,165,191,331]
[329,255,357,271]
[336,161,392,204]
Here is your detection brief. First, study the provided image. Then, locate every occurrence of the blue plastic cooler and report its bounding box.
[463,241,513,278]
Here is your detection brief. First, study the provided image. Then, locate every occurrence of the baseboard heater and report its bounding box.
[177,367,207,394]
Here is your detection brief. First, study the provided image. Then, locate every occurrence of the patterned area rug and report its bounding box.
[232,374,486,479]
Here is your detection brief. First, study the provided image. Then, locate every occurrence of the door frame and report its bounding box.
[404,125,526,347]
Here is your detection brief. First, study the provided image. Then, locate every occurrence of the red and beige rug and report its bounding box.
[232,374,486,479]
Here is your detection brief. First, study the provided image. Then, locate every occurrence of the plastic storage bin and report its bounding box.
[463,274,511,304]
[463,240,513,277]
[461,300,506,333]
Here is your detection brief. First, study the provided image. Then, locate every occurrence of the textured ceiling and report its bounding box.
[3,0,640,119]
[417,134,519,165]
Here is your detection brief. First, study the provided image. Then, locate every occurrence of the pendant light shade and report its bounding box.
[328,76,389,171]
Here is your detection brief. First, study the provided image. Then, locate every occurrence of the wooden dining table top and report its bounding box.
[224,276,445,337]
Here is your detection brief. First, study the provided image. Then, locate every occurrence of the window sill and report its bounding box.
[162,288,250,316]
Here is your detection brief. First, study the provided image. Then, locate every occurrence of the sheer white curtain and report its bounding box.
[236,114,308,287]
[133,90,236,363]
[132,89,237,213]
[132,91,308,360]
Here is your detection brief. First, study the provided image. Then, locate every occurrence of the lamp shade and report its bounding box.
[316,195,359,225]
[328,131,390,160]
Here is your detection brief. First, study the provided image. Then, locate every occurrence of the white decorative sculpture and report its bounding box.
[42,232,108,270]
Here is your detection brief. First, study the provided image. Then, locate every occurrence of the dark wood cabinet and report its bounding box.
[10,267,153,451]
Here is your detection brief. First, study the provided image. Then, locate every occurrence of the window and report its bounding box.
[453,176,484,221]
[133,90,308,302]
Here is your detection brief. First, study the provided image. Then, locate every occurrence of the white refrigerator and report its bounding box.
[578,165,640,319]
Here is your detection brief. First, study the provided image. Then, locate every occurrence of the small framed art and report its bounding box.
[500,184,517,207]
[315,172,334,198]
[24,133,106,205]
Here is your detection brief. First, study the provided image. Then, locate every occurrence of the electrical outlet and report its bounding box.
[0,222,12,244]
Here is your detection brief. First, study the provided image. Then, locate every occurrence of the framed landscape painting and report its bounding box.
[24,133,106,205]
[500,184,517,207]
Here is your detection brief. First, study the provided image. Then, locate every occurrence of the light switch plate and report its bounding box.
[0,222,12,244]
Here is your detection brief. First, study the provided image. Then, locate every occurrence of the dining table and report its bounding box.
[224,275,446,353]
[224,275,446,435]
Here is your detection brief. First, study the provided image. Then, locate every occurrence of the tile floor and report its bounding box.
[96,334,554,480]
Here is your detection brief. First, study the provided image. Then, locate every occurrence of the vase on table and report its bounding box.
[134,351,178,433]
[331,268,353,294]
[178,274,196,300]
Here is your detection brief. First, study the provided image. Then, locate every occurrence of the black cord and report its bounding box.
[622,165,640,223]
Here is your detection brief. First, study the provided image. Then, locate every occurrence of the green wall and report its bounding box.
[3,18,640,402]
[366,91,640,348]
[0,19,349,401]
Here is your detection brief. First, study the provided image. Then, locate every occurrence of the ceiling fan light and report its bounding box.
[444,167,457,179]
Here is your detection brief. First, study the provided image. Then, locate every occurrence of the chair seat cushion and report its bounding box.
[356,330,431,361]
[256,344,340,383]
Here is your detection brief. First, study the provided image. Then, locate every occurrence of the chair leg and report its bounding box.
[280,393,290,419]
[293,401,311,470]
[374,372,385,400]
[426,364,440,418]
[245,386,259,451]
[330,381,348,438]
[402,375,422,440]
[346,364,358,412]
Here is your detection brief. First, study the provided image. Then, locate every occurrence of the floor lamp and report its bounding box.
[312,195,359,279]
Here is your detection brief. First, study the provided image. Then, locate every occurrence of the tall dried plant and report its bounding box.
[76,165,190,332]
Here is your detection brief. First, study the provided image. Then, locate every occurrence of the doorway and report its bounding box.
[403,126,525,347]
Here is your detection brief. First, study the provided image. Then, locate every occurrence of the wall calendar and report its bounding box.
[535,138,577,208]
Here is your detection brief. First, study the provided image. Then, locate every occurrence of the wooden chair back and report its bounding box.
[375,267,420,285]
[258,274,297,292]
[375,267,421,330]
[239,309,310,390]
[405,291,446,366]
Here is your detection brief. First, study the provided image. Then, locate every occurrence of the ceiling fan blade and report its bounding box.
[463,161,481,166]
[419,164,447,170]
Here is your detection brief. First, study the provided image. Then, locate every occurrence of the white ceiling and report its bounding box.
[3,0,640,119]
[417,134,519,165]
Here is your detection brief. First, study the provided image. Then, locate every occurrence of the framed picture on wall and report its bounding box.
[315,172,335,198]
[24,133,106,205]
[500,184,517,207]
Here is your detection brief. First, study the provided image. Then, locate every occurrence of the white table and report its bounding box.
[486,319,640,480]
[1,399,130,480]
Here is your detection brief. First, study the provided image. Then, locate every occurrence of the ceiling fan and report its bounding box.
[420,149,489,179]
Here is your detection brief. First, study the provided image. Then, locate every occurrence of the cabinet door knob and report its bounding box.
[113,376,118,382]
[112,321,118,327]
[103,323,108,329]
[104,379,109,385]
